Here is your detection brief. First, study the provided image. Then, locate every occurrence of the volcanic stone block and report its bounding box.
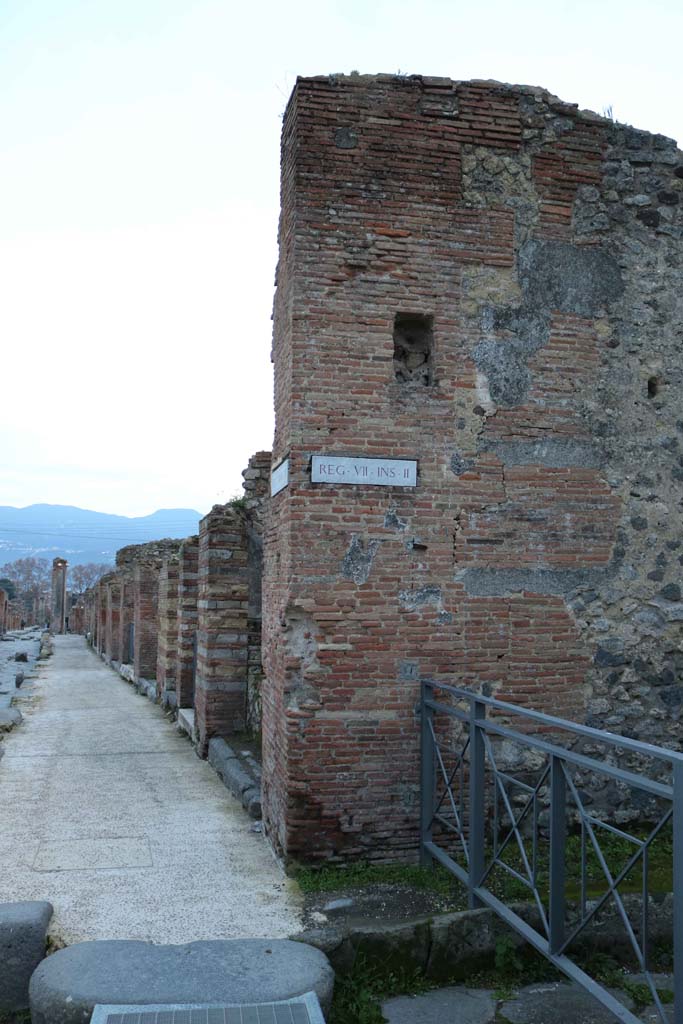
[0,900,53,1012]
[29,939,334,1024]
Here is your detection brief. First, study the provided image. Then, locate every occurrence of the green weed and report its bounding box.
[294,860,459,897]
[328,954,429,1024]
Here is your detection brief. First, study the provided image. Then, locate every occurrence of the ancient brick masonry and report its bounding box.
[132,542,182,682]
[176,537,199,710]
[262,74,683,862]
[156,554,180,702]
[194,505,249,752]
[193,453,272,751]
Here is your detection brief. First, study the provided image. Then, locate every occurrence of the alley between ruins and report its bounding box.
[0,635,301,945]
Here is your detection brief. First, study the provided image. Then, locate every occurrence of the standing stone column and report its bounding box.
[96,581,107,654]
[107,578,122,662]
[50,558,68,634]
[117,574,134,664]
[195,505,249,754]
[133,561,161,683]
[156,554,180,703]
[176,537,199,710]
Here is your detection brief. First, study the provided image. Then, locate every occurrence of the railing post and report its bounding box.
[549,753,567,953]
[674,762,683,1024]
[469,696,486,908]
[420,680,435,868]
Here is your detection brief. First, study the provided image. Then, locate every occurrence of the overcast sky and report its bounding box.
[2,0,681,517]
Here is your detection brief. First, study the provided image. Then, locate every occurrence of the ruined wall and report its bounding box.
[0,589,7,634]
[176,536,199,710]
[243,452,271,732]
[195,505,249,751]
[131,540,182,682]
[262,74,683,862]
[156,554,180,701]
[96,581,107,655]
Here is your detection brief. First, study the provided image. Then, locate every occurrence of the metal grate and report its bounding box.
[90,994,325,1024]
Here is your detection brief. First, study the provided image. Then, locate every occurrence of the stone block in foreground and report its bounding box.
[0,900,53,1012]
[29,938,334,1024]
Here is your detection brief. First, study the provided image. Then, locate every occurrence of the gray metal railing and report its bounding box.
[420,681,683,1024]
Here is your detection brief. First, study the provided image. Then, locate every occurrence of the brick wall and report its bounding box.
[176,536,199,710]
[156,554,180,699]
[243,451,271,733]
[133,562,161,681]
[117,575,134,663]
[195,504,249,752]
[96,582,107,655]
[262,74,683,862]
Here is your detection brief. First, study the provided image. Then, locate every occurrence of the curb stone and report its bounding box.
[0,901,53,1012]
[29,939,334,1024]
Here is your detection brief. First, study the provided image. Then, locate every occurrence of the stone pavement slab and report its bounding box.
[382,986,495,1023]
[381,980,671,1023]
[0,635,301,944]
[29,938,334,1024]
[500,981,635,1024]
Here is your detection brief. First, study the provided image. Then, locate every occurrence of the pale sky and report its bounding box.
[2,0,681,517]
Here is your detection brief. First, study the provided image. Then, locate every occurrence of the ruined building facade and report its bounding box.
[261,75,683,861]
[69,76,683,865]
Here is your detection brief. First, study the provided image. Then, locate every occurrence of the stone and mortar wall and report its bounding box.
[262,73,683,862]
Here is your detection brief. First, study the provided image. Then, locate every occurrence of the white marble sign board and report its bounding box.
[311,455,417,487]
[270,458,289,497]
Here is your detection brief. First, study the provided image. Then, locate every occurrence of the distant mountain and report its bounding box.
[0,504,202,567]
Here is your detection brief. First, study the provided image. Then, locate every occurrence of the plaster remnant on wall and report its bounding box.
[519,240,624,317]
[474,370,498,415]
[341,536,381,585]
[398,586,443,612]
[455,567,610,597]
[384,510,407,531]
[284,607,323,711]
[398,659,420,681]
[482,439,603,469]
[473,339,532,407]
[450,453,475,476]
[473,239,625,407]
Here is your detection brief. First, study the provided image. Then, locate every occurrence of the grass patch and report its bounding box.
[329,954,430,1024]
[479,821,673,906]
[0,1012,31,1024]
[295,822,673,907]
[294,861,460,897]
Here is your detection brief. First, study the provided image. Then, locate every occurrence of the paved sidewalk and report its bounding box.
[0,635,301,944]
[382,980,674,1023]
